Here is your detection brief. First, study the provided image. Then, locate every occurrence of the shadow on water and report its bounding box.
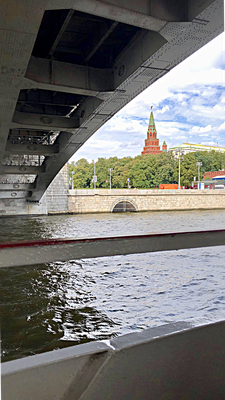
[0,216,53,242]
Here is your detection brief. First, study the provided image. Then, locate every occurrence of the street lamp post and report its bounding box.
[94,160,96,190]
[178,157,181,190]
[108,168,113,190]
[196,162,203,189]
[176,150,184,190]
[71,171,75,190]
[92,160,97,190]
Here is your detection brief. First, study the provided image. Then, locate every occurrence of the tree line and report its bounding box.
[69,150,225,189]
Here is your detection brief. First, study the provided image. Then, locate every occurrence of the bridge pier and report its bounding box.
[0,164,69,216]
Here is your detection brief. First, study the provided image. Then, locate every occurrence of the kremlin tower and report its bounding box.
[142,107,167,155]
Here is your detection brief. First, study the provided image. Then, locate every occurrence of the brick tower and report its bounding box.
[162,140,167,152]
[141,106,166,155]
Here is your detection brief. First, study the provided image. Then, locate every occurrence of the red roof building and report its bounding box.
[142,107,167,155]
[203,170,225,179]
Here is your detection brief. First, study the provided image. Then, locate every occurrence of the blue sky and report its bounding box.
[71,32,225,162]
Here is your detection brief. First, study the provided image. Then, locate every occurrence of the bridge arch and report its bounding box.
[110,197,138,213]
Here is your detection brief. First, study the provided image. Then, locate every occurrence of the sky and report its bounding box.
[71,31,225,163]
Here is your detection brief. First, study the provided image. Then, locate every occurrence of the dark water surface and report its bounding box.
[1,210,225,362]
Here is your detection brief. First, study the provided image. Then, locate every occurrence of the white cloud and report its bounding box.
[71,32,225,162]
[190,125,212,134]
[218,122,225,131]
[156,105,170,114]
[107,116,146,134]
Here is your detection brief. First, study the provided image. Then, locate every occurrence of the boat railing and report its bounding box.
[0,229,225,268]
[2,229,225,399]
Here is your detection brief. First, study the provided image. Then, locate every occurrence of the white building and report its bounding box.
[170,143,225,158]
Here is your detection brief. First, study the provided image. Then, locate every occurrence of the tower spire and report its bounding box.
[141,106,167,155]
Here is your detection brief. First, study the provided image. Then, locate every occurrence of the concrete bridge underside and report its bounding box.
[0,0,223,202]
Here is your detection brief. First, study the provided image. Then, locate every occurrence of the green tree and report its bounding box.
[69,159,92,188]
[193,151,225,173]
[154,153,176,186]
[113,157,133,188]
[68,150,225,189]
[129,154,157,188]
[175,153,198,187]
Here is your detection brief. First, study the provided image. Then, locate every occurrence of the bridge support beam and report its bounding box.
[1,165,45,175]
[11,111,80,131]
[25,57,114,97]
[0,183,35,191]
[0,191,31,199]
[5,143,59,156]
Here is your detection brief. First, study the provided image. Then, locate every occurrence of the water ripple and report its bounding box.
[1,209,225,361]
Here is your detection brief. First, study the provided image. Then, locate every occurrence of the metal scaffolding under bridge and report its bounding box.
[0,0,224,202]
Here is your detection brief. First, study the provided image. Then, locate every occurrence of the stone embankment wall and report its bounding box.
[1,174,225,216]
[68,189,225,213]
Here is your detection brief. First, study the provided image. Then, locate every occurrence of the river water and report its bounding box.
[1,209,225,362]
